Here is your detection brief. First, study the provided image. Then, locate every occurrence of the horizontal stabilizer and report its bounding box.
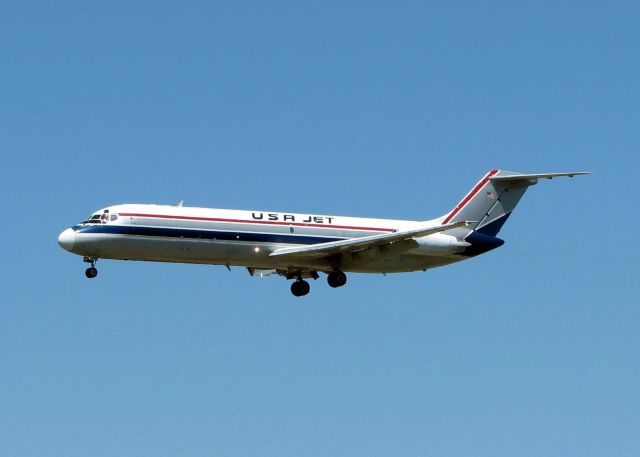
[490,171,590,182]
[269,220,473,259]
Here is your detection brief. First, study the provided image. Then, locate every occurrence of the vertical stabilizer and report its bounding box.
[441,169,589,238]
[442,169,528,236]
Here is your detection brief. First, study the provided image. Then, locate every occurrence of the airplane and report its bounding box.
[58,169,589,296]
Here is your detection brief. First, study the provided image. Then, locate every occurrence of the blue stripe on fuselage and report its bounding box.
[72,224,346,245]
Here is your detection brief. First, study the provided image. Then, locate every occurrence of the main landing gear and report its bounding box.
[291,279,310,297]
[83,256,98,279]
[327,270,347,288]
[289,271,348,297]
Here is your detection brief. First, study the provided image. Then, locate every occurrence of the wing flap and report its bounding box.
[269,220,472,259]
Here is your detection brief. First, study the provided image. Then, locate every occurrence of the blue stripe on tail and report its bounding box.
[462,231,505,257]
[476,213,511,236]
[461,213,510,257]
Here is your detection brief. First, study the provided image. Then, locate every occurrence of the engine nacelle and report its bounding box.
[408,233,470,256]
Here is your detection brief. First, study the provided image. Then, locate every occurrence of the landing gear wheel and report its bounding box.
[85,267,98,279]
[291,279,310,297]
[327,271,347,288]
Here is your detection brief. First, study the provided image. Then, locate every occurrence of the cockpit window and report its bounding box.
[83,214,106,224]
[82,209,117,224]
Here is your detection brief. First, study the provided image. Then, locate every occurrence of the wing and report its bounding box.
[269,220,473,260]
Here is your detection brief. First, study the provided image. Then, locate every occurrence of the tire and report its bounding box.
[298,280,310,296]
[291,280,310,297]
[327,271,347,288]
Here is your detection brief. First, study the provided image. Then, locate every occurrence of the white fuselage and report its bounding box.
[58,204,467,275]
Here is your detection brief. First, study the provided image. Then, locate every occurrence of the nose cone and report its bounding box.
[58,228,76,252]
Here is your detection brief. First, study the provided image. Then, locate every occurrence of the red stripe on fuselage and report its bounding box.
[442,169,499,224]
[118,213,396,233]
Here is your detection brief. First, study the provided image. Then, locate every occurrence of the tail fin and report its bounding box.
[441,169,589,237]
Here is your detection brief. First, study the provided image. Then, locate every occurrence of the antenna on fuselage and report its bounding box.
[178,200,184,207]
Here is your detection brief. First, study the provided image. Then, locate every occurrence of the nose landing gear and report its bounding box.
[83,256,98,279]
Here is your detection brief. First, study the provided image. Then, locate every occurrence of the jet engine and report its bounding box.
[408,233,470,256]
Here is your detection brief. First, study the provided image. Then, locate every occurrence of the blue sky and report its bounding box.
[1,1,638,456]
